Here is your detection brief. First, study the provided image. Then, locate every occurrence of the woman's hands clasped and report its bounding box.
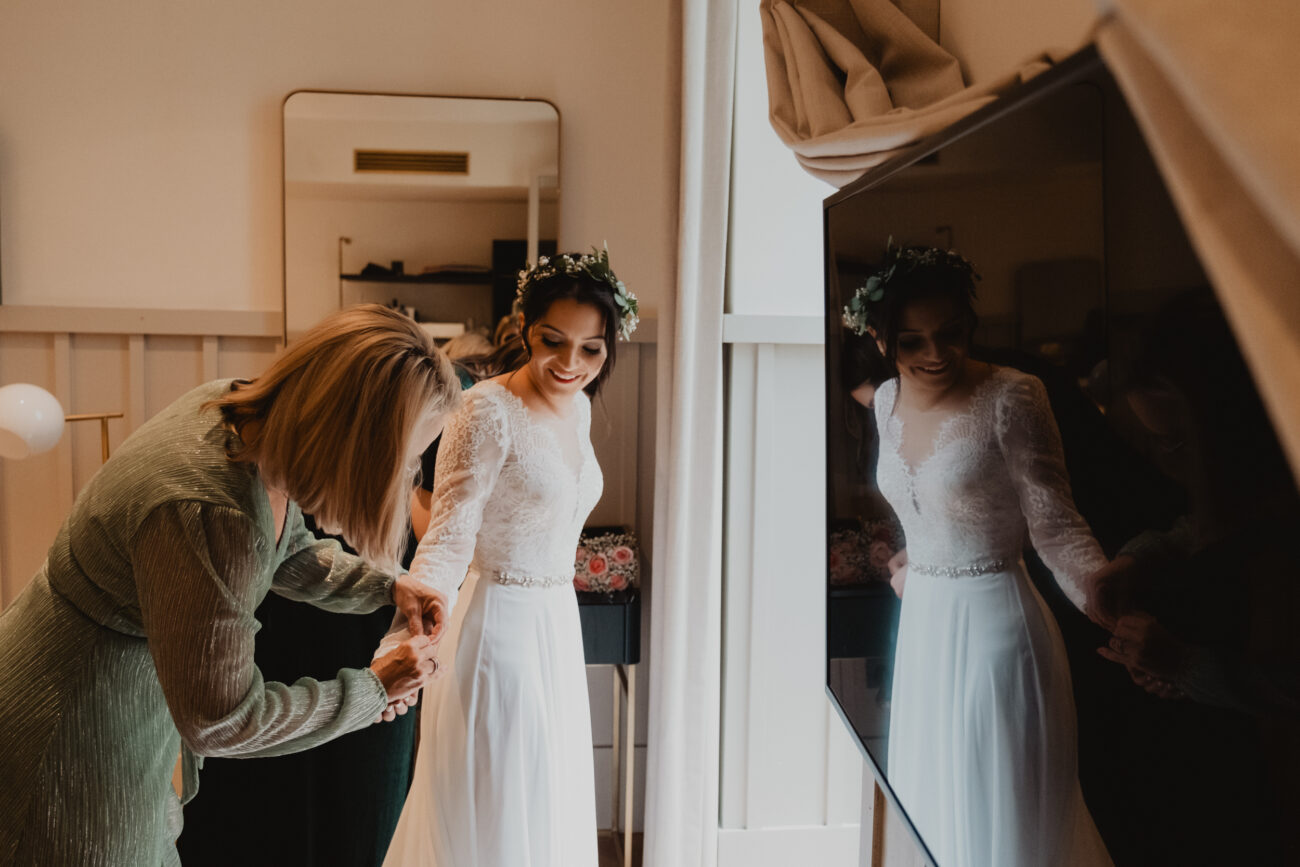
[393,574,448,642]
[370,576,450,723]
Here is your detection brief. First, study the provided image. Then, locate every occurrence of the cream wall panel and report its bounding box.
[720,339,861,866]
[0,333,67,604]
[69,334,131,491]
[142,336,207,420]
[217,336,280,381]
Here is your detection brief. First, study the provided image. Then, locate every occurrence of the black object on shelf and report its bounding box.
[491,239,557,323]
[577,588,641,665]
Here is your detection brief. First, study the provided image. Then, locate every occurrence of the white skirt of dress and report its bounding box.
[383,568,598,867]
[886,561,1112,867]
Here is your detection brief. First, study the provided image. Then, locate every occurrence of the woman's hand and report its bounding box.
[392,575,448,642]
[376,691,421,724]
[370,633,439,705]
[888,549,908,600]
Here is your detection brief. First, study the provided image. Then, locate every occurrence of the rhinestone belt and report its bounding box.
[908,558,1010,578]
[492,570,572,589]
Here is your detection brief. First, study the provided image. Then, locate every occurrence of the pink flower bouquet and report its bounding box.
[828,518,903,585]
[574,528,640,594]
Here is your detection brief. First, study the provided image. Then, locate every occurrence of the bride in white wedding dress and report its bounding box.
[844,245,1112,867]
[381,249,638,867]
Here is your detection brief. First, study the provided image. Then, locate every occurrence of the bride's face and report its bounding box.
[524,297,609,400]
[881,295,970,393]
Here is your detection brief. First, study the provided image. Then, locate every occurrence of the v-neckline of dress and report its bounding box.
[891,365,1003,479]
[482,380,586,487]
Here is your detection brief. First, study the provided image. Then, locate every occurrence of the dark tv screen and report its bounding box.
[824,47,1299,866]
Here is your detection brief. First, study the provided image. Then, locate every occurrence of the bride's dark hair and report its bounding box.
[517,271,622,397]
[857,245,980,380]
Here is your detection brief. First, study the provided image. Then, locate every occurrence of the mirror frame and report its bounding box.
[279,89,561,344]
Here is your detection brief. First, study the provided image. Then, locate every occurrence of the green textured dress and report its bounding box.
[0,380,393,866]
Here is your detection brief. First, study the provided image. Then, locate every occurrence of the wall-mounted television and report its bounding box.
[824,46,1299,866]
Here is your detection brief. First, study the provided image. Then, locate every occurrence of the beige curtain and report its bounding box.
[1094,0,1300,483]
[759,0,1053,185]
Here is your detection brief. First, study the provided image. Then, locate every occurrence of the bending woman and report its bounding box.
[0,304,459,866]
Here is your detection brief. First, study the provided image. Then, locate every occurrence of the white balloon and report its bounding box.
[0,384,66,459]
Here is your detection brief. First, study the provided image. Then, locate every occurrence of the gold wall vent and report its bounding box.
[353,149,469,174]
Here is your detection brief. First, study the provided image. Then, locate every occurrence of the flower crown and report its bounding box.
[517,245,640,341]
[842,240,980,336]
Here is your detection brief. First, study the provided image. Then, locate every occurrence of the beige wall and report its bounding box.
[940,0,1097,83]
[0,0,671,833]
[0,0,677,318]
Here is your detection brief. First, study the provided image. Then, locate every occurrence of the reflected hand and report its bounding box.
[1096,611,1189,699]
[888,549,908,600]
[1084,555,1141,630]
[392,575,448,642]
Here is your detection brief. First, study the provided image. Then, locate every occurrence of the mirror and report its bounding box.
[283,92,559,342]
[825,48,1299,866]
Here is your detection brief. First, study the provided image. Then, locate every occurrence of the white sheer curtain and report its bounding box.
[642,0,735,864]
[1094,0,1300,481]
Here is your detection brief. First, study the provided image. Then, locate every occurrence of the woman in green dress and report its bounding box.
[0,304,461,866]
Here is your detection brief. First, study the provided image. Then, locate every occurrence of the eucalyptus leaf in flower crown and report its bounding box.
[841,238,980,336]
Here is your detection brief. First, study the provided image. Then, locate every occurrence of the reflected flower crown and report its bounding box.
[517,245,639,341]
[842,239,980,336]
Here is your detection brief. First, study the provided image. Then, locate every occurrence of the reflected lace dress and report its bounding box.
[874,367,1112,867]
[382,381,602,867]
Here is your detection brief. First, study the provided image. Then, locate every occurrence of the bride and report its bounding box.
[844,244,1112,867]
[382,249,638,866]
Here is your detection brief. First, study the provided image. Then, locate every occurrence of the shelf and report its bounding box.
[340,271,493,285]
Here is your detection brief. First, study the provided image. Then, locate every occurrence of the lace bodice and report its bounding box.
[873,366,1106,611]
[407,381,603,609]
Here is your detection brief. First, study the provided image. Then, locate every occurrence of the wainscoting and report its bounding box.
[720,315,863,867]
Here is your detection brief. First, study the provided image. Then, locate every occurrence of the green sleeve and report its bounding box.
[271,508,397,614]
[133,501,386,759]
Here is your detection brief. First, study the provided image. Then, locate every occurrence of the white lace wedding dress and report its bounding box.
[382,380,602,867]
[874,366,1112,867]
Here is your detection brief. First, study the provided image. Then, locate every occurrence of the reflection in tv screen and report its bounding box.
[824,48,1299,867]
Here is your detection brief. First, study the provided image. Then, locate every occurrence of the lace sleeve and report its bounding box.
[405,389,510,612]
[995,373,1108,612]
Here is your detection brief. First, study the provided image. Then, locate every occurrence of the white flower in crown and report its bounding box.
[516,244,640,341]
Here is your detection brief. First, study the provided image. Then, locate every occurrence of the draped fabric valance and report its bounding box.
[1094,0,1300,484]
[759,0,1054,186]
[762,0,1300,479]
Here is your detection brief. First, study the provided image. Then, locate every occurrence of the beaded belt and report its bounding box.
[492,570,573,589]
[908,558,1010,578]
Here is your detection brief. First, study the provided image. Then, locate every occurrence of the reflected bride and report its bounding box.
[846,244,1113,867]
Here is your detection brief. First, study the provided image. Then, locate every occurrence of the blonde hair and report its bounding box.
[441,330,492,361]
[209,304,461,571]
